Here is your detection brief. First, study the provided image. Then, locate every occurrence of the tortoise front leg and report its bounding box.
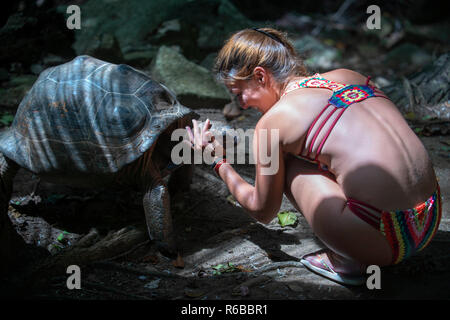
[168,163,194,195]
[142,178,177,259]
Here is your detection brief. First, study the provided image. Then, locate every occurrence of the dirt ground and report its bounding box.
[1,107,449,301]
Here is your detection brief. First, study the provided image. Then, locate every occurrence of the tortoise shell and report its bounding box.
[0,55,197,174]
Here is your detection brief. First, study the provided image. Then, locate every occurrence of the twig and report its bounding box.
[252,261,305,275]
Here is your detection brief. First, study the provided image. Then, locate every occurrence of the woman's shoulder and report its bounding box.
[257,94,310,132]
[321,68,370,85]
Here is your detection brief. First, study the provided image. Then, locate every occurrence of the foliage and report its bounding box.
[277,211,298,227]
[0,113,14,126]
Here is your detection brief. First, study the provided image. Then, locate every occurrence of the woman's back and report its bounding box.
[277,69,437,211]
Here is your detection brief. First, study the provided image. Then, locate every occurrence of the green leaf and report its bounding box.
[57,231,69,243]
[421,115,434,121]
[0,114,14,125]
[277,211,298,227]
[414,127,423,135]
[404,112,416,121]
[212,264,224,270]
[212,262,239,275]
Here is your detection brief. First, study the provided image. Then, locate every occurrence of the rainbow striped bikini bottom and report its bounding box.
[347,185,442,264]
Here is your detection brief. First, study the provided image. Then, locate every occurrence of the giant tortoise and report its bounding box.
[0,55,200,270]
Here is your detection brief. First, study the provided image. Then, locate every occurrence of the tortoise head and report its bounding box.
[148,81,180,112]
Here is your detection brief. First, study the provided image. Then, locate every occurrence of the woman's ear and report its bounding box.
[253,66,266,85]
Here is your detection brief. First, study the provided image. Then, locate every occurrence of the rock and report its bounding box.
[292,35,341,71]
[383,43,432,75]
[30,64,44,75]
[150,46,231,109]
[155,19,182,38]
[85,33,124,64]
[66,0,169,55]
[123,50,158,68]
[194,0,251,51]
[71,0,252,62]
[199,52,218,71]
[382,53,450,134]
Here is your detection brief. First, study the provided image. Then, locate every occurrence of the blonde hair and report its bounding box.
[214,28,309,85]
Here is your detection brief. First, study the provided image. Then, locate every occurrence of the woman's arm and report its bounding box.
[215,119,285,224]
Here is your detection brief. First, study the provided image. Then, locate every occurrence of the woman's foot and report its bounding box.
[300,249,367,286]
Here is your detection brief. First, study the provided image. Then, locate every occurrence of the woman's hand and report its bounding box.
[186,119,225,158]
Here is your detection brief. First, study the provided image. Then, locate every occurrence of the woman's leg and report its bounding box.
[283,155,392,272]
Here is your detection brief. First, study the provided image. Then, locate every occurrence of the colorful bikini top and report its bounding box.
[283,73,390,171]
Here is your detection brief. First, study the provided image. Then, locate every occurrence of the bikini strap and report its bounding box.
[282,74,346,97]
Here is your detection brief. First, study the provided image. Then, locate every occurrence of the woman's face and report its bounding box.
[227,76,277,114]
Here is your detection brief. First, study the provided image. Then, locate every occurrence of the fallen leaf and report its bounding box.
[277,211,298,227]
[184,287,205,298]
[235,265,253,272]
[57,231,69,243]
[212,262,239,275]
[226,194,239,206]
[404,112,416,120]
